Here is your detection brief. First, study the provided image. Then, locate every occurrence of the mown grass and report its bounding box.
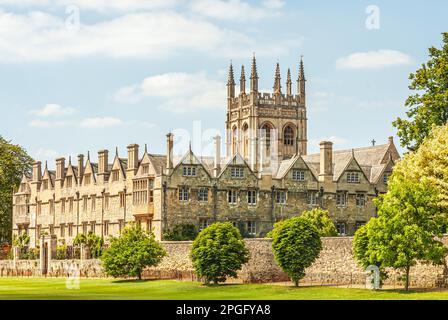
[0,278,447,300]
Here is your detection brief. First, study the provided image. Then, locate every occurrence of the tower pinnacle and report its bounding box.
[273,62,281,94]
[240,65,246,95]
[250,53,259,93]
[286,68,292,96]
[227,61,235,99]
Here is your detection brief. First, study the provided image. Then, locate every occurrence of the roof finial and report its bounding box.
[240,65,246,94]
[250,53,258,93]
[68,156,72,165]
[45,161,48,170]
[189,141,192,152]
[274,62,281,94]
[351,148,355,157]
[87,151,90,161]
[115,146,118,157]
[144,143,148,154]
[286,67,292,96]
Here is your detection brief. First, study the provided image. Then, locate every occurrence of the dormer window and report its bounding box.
[42,180,49,190]
[347,172,360,183]
[182,166,196,177]
[230,167,244,178]
[292,169,305,181]
[66,176,72,188]
[20,183,26,192]
[111,170,119,182]
[142,164,149,175]
[84,174,91,185]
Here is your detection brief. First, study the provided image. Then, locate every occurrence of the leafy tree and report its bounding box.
[0,136,33,244]
[391,124,448,212]
[101,223,166,280]
[301,208,338,237]
[190,222,249,284]
[393,32,448,151]
[353,219,387,286]
[354,177,447,291]
[163,224,198,241]
[73,231,104,258]
[271,216,322,287]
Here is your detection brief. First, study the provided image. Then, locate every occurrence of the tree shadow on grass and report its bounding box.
[111,279,161,284]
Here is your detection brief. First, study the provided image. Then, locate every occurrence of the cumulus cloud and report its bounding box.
[336,50,413,70]
[29,103,76,117]
[80,117,123,128]
[115,71,226,114]
[0,0,178,11]
[190,0,283,21]
[0,10,292,62]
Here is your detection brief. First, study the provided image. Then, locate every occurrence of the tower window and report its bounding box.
[283,126,294,146]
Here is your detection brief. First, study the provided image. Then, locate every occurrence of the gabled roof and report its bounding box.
[275,154,318,181]
[301,142,399,183]
[172,148,212,177]
[218,152,254,178]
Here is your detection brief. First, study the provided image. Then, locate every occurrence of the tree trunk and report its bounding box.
[405,266,410,291]
[294,279,299,287]
[137,270,142,280]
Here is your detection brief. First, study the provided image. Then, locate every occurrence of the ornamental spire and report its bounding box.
[297,55,306,98]
[286,68,292,96]
[227,61,235,99]
[273,62,281,94]
[250,52,259,93]
[240,65,246,95]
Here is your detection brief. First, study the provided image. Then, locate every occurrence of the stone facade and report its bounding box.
[2,237,448,288]
[12,56,400,247]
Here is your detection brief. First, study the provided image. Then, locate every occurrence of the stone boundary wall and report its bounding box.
[1,237,448,288]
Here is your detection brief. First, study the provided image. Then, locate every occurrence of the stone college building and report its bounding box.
[12,56,400,247]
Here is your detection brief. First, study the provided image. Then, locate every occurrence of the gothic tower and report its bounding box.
[225,54,308,173]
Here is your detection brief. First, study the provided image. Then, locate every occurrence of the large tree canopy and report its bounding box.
[353,125,448,290]
[393,32,448,151]
[0,136,33,244]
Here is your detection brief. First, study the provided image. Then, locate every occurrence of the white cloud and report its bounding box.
[29,119,71,127]
[0,10,292,62]
[336,50,413,69]
[80,117,123,128]
[115,71,226,114]
[190,0,282,21]
[30,103,76,117]
[0,0,178,11]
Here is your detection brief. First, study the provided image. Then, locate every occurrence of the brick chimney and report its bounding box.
[319,141,333,183]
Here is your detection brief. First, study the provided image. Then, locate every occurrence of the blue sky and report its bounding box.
[0,0,447,167]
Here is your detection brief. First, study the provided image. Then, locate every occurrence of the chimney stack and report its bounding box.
[32,161,42,183]
[213,135,221,178]
[127,144,139,174]
[319,141,333,183]
[166,133,174,175]
[77,154,84,185]
[55,157,65,186]
[98,149,109,182]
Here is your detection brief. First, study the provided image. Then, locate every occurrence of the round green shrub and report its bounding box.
[271,216,322,286]
[190,222,249,284]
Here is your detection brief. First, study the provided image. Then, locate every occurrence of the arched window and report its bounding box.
[283,126,294,146]
[242,123,249,158]
[260,123,272,148]
[232,126,238,155]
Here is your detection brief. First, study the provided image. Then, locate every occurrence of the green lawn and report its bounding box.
[0,278,448,300]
